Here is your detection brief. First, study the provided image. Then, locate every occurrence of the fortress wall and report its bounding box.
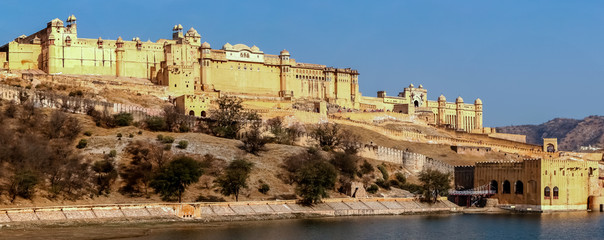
[211,61,281,96]
[359,145,453,174]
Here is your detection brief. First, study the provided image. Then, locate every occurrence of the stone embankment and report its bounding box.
[0,198,460,224]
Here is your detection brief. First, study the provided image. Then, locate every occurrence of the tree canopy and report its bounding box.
[150,156,203,202]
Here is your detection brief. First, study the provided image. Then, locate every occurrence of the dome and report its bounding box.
[71,15,76,21]
[187,27,197,34]
[116,36,123,43]
[201,42,211,48]
[250,45,260,52]
[438,94,446,101]
[456,96,464,103]
[474,98,482,105]
[280,49,290,55]
[172,25,178,31]
[67,15,72,22]
[418,84,423,88]
[177,24,183,30]
[222,42,233,50]
[409,83,414,88]
[49,18,64,27]
[232,43,251,51]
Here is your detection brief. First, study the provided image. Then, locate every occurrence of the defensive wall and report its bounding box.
[0,198,460,224]
[358,145,454,174]
[0,83,197,128]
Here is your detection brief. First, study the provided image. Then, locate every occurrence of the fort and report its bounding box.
[0,15,603,214]
[0,15,483,133]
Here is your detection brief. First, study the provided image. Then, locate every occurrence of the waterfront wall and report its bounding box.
[0,198,460,224]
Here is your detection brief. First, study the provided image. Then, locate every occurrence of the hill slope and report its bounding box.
[496,116,604,151]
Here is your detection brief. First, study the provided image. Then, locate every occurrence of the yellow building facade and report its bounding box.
[0,16,360,108]
[471,158,600,211]
[361,84,483,132]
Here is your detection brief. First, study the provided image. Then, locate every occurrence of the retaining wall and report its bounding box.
[0,198,460,224]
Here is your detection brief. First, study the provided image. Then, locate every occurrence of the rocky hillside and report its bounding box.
[496,116,604,151]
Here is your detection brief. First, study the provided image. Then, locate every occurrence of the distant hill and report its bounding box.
[496,116,604,151]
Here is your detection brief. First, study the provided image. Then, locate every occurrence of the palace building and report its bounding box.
[0,15,484,132]
[454,158,602,211]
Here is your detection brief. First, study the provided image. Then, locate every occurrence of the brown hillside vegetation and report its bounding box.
[497,116,604,151]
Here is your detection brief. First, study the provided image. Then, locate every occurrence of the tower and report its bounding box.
[200,41,212,91]
[438,94,446,125]
[279,49,291,98]
[475,98,483,130]
[455,96,464,130]
[115,37,124,77]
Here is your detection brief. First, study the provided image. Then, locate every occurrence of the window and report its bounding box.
[544,186,551,199]
[553,187,559,199]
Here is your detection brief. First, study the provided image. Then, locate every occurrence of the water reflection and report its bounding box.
[1,212,603,240]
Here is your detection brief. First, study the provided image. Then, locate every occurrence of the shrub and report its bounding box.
[360,160,374,175]
[83,131,93,136]
[310,123,341,151]
[258,183,270,194]
[76,139,88,149]
[138,130,143,135]
[156,134,164,141]
[164,144,172,151]
[375,179,390,190]
[112,112,133,127]
[162,136,175,144]
[8,171,39,202]
[177,140,189,149]
[195,195,226,202]
[108,149,117,158]
[395,172,407,185]
[68,90,83,97]
[145,116,167,131]
[377,165,389,180]
[295,159,338,205]
[366,184,379,194]
[117,133,123,138]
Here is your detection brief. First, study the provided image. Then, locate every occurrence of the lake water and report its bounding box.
[2,212,604,240]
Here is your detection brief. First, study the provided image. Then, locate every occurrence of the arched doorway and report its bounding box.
[546,144,555,153]
[503,180,511,194]
[189,110,195,116]
[414,100,419,107]
[200,111,207,117]
[515,181,524,194]
[490,180,498,193]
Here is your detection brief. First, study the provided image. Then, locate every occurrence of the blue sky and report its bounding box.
[1,0,603,127]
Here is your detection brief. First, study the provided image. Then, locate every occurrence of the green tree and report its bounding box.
[295,158,338,205]
[215,158,254,201]
[330,152,358,178]
[210,96,246,139]
[92,159,118,195]
[311,123,342,151]
[240,121,269,155]
[418,169,452,203]
[150,156,203,202]
[8,170,39,202]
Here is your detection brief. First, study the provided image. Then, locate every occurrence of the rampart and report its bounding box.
[0,83,197,128]
[359,145,454,174]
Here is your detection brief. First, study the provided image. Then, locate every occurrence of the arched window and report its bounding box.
[490,180,498,194]
[544,186,551,199]
[553,187,559,199]
[503,180,511,194]
[200,111,207,117]
[188,110,195,116]
[515,181,524,194]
